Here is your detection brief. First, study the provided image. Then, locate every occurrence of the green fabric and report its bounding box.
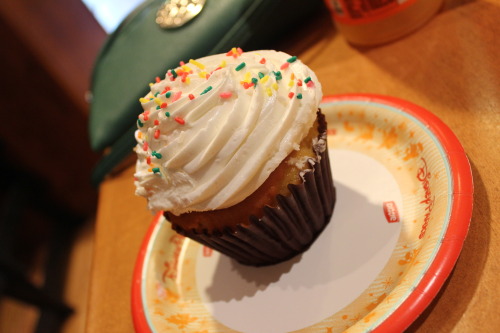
[89,0,324,184]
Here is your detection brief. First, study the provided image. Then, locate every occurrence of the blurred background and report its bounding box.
[0,0,139,332]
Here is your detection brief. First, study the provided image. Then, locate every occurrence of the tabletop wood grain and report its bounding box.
[86,1,500,331]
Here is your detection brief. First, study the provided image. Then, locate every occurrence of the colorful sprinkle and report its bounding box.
[143,142,149,151]
[142,111,150,121]
[154,129,160,139]
[280,62,289,70]
[306,80,315,88]
[259,58,266,64]
[165,112,171,117]
[160,102,167,108]
[137,119,144,127]
[272,83,279,90]
[297,79,303,86]
[235,62,246,71]
[288,92,294,99]
[258,72,265,79]
[155,76,161,83]
[220,92,232,98]
[165,91,172,98]
[242,82,254,89]
[297,93,303,99]
[287,56,297,63]
[139,98,149,103]
[266,88,272,96]
[154,119,160,125]
[152,151,162,159]
[260,75,269,84]
[273,71,282,80]
[201,86,212,95]
[172,91,182,102]
[152,167,160,174]
[174,117,185,125]
[188,94,195,100]
[304,76,312,83]
[189,59,205,70]
[251,77,258,86]
[170,69,178,78]
[146,156,151,165]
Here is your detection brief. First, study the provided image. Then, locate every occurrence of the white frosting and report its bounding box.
[134,49,322,215]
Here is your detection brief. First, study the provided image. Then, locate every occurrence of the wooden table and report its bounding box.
[86,1,500,332]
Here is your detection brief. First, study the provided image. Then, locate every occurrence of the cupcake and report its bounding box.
[134,48,335,266]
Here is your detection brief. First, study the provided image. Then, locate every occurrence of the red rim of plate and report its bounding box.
[131,94,473,333]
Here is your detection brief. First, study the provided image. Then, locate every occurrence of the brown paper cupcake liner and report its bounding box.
[172,112,336,266]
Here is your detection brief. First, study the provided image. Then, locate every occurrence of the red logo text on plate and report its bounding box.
[383,201,400,223]
[203,246,213,257]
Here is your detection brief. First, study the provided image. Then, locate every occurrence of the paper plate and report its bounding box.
[131,94,473,332]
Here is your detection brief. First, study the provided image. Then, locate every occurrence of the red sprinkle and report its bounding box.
[188,94,195,100]
[205,74,210,79]
[259,58,266,64]
[280,62,290,70]
[219,92,232,98]
[243,82,254,89]
[161,86,171,94]
[174,117,185,125]
[179,60,185,66]
[146,156,151,165]
[237,47,243,54]
[288,92,295,99]
[297,79,303,86]
[142,111,150,121]
[306,80,315,88]
[155,76,161,83]
[154,129,160,139]
[154,119,160,125]
[143,142,149,151]
[160,102,167,108]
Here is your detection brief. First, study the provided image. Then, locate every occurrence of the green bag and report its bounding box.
[89,0,324,185]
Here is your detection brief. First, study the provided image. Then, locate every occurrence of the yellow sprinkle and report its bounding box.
[272,83,279,90]
[147,167,152,172]
[198,71,207,78]
[220,60,227,68]
[266,88,272,96]
[288,80,294,87]
[139,98,149,103]
[189,59,205,70]
[154,98,162,106]
[181,65,192,72]
[184,77,191,84]
[260,75,269,84]
[244,72,251,82]
[149,83,154,86]
[232,47,237,54]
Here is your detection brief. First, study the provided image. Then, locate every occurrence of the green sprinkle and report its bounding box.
[251,77,258,86]
[154,92,159,97]
[235,62,246,71]
[304,76,312,83]
[152,167,160,174]
[170,69,177,78]
[287,56,297,63]
[156,106,160,110]
[137,119,144,127]
[258,72,265,79]
[201,86,213,95]
[152,151,162,159]
[165,91,172,98]
[273,71,282,80]
[297,93,303,99]
[165,111,171,117]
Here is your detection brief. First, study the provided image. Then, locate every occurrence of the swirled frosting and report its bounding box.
[134,49,322,215]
